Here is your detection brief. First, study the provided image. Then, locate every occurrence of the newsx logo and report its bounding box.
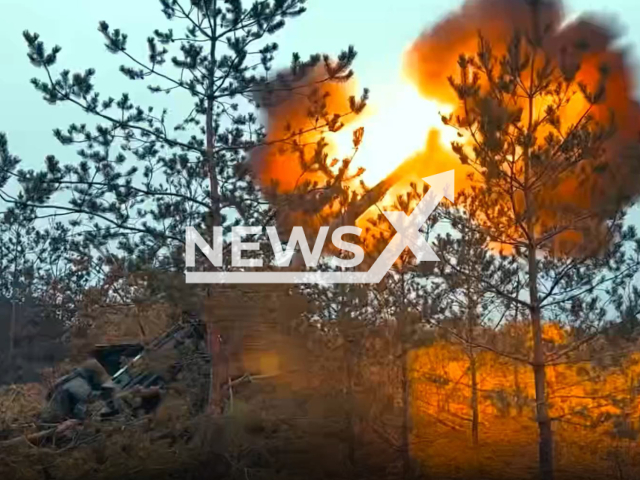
[185,170,454,284]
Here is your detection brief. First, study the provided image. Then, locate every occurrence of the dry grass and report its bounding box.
[412,417,640,480]
[4,386,639,480]
[0,383,46,435]
[3,355,639,480]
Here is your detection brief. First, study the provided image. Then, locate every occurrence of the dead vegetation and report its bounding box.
[2,290,640,480]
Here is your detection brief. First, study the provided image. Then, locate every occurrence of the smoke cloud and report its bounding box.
[405,0,640,252]
[250,0,640,257]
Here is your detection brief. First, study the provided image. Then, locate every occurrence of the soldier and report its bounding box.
[41,358,119,423]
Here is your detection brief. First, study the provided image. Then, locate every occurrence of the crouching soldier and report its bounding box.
[41,358,119,423]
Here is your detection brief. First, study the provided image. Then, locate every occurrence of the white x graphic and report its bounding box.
[364,170,455,282]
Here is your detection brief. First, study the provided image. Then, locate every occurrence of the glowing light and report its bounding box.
[329,79,457,186]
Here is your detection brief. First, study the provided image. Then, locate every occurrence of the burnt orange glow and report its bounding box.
[250,0,640,259]
[403,0,640,253]
[410,324,640,449]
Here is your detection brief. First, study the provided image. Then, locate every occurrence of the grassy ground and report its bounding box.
[2,382,640,480]
[412,418,640,480]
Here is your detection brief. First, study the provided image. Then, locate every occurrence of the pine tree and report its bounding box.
[11,0,364,276]
[1,0,368,410]
[0,144,88,378]
[361,186,442,476]
[442,5,640,478]
[431,205,522,445]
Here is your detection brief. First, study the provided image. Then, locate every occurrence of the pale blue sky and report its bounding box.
[0,0,639,175]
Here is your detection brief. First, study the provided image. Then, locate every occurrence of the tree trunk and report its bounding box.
[401,347,411,477]
[466,288,479,446]
[399,273,412,477]
[205,3,224,414]
[532,303,553,480]
[527,181,554,479]
[205,97,221,229]
[524,7,553,472]
[514,363,523,416]
[345,340,357,467]
[469,352,479,446]
[207,324,222,414]
[9,239,19,363]
[526,200,553,478]
[526,151,553,479]
[9,299,16,360]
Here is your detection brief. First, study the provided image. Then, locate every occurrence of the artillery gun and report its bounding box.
[90,317,210,418]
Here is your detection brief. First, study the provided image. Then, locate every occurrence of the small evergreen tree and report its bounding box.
[431,205,522,445]
[11,0,365,275]
[0,0,368,411]
[441,4,640,478]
